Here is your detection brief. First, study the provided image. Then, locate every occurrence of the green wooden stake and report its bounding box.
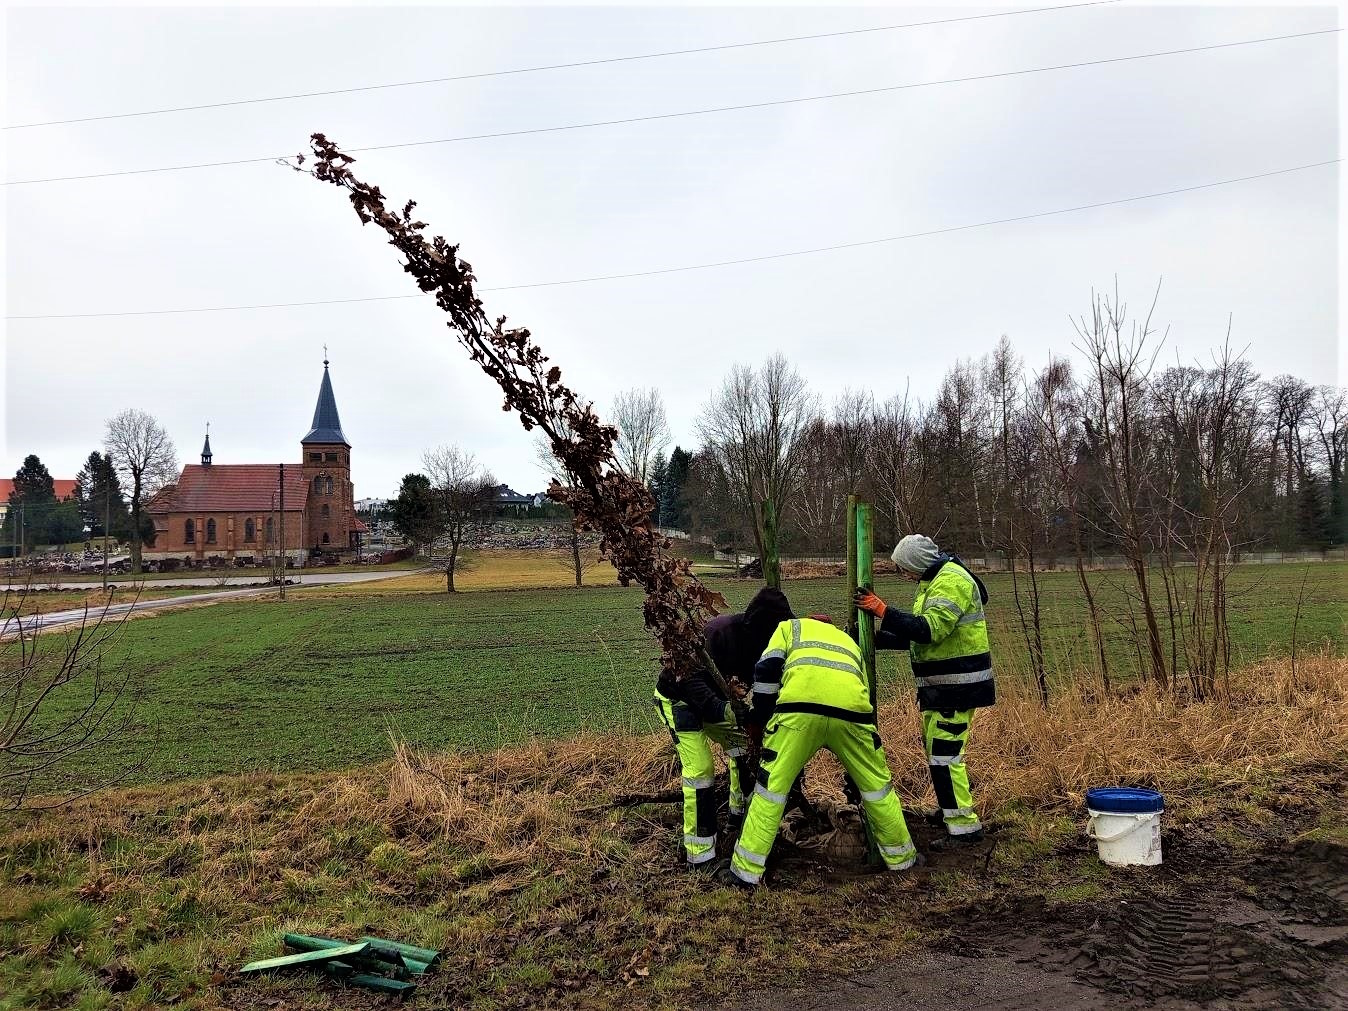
[845,496,859,638]
[759,500,781,589]
[855,500,878,713]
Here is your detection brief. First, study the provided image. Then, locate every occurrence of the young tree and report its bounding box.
[534,432,589,586]
[611,387,671,486]
[423,445,496,592]
[391,473,441,555]
[104,410,178,574]
[1073,281,1170,689]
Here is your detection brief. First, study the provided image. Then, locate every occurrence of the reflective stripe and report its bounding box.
[914,668,994,687]
[860,783,893,802]
[886,853,918,871]
[753,681,781,695]
[734,843,768,867]
[957,610,986,626]
[880,842,916,857]
[929,754,966,767]
[732,862,762,884]
[754,782,788,805]
[687,848,718,865]
[762,648,787,661]
[784,656,863,677]
[682,776,714,789]
[790,619,802,650]
[923,596,963,618]
[946,821,983,835]
[684,833,716,847]
[942,807,977,818]
[726,747,747,758]
[798,640,864,667]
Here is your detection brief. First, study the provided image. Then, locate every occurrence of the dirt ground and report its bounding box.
[734,802,1348,1011]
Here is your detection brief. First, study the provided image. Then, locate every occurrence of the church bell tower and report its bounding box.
[300,355,354,551]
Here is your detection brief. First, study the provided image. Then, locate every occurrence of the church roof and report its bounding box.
[301,362,349,446]
[149,464,309,514]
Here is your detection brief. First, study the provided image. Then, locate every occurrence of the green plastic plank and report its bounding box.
[326,962,419,995]
[241,942,369,974]
[285,933,410,972]
[359,936,440,970]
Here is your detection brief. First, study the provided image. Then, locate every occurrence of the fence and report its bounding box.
[709,547,1348,572]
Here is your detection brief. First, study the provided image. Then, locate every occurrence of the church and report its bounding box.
[145,359,365,565]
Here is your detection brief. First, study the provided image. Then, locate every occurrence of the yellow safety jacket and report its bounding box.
[882,557,995,712]
[749,617,872,725]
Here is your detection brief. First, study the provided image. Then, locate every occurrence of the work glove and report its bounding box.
[853,588,887,619]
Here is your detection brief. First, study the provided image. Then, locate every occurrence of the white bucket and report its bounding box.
[1087,808,1163,866]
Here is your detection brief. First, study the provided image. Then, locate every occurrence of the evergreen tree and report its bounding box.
[648,451,669,526]
[2,454,58,551]
[391,473,441,552]
[75,451,130,538]
[46,500,85,547]
[1296,474,1333,548]
[662,446,693,530]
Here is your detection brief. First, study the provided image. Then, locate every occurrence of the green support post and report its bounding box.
[855,500,877,713]
[759,500,781,589]
[845,496,859,638]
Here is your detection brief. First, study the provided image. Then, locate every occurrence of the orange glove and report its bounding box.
[854,588,887,619]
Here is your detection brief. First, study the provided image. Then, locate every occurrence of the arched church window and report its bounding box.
[313,475,323,495]
[265,517,274,544]
[321,504,330,519]
[206,519,217,543]
[325,477,334,495]
[322,532,330,545]
[185,519,195,543]
[244,518,255,542]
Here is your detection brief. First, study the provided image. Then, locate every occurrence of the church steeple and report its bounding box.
[301,353,349,447]
[201,423,213,466]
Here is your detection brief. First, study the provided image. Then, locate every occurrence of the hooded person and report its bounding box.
[855,534,995,844]
[654,587,795,869]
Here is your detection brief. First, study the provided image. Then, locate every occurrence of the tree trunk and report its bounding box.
[571,524,582,587]
[130,472,143,574]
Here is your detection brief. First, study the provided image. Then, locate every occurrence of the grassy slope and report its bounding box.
[16,561,1346,790]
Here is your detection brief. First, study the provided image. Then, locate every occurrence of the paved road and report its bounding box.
[0,568,415,591]
[0,567,416,638]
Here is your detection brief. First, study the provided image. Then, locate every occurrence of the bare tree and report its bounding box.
[611,387,671,486]
[1,584,144,810]
[104,409,178,574]
[533,433,588,586]
[1073,280,1170,689]
[696,354,816,563]
[423,445,496,592]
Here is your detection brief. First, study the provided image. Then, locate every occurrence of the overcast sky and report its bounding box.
[3,2,1340,498]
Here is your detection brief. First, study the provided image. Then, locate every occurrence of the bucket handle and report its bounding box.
[1087,812,1154,843]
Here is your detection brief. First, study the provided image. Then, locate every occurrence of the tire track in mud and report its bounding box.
[1055,840,1348,1008]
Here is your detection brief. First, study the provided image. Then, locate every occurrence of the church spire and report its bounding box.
[201,423,213,466]
[301,355,349,446]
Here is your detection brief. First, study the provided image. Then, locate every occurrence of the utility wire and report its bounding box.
[4,28,1338,187]
[7,158,1336,320]
[6,1,1119,130]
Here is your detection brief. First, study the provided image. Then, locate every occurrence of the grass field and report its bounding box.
[14,558,1346,792]
[3,586,205,618]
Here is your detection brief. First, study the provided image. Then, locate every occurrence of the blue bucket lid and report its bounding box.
[1086,787,1164,813]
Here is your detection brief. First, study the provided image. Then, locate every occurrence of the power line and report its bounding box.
[6,2,1119,130]
[7,158,1336,320]
[5,28,1338,187]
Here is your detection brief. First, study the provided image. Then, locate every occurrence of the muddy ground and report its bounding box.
[734,798,1348,1011]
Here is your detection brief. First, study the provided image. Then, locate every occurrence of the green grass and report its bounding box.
[14,562,1346,791]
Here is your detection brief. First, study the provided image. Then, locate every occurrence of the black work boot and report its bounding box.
[714,858,756,889]
[930,828,986,850]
